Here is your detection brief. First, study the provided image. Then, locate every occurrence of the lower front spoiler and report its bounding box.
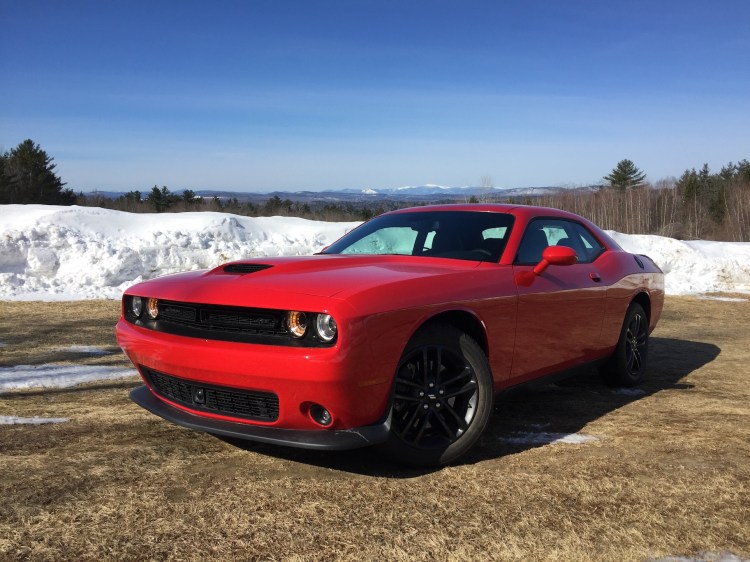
[130,385,391,451]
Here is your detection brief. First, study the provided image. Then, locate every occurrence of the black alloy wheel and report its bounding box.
[381,324,493,466]
[601,302,649,387]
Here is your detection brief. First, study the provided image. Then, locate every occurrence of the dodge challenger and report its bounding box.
[116,204,664,466]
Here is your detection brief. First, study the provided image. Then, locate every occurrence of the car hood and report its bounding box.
[213,255,483,298]
[127,255,486,306]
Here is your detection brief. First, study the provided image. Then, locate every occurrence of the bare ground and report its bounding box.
[0,297,748,561]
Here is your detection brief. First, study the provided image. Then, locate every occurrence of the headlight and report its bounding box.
[130,296,143,317]
[146,297,159,319]
[287,311,308,338]
[315,314,337,342]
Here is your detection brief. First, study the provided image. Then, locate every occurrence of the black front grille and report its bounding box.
[134,300,290,342]
[142,367,279,422]
[160,302,286,336]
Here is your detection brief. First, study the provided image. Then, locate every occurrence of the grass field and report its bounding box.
[0,297,748,561]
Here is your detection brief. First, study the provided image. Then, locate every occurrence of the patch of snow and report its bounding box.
[696,296,748,302]
[0,415,69,425]
[57,345,112,355]
[0,364,137,392]
[361,188,378,195]
[498,432,599,445]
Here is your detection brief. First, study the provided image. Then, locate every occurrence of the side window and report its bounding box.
[570,222,605,263]
[516,221,553,264]
[516,218,604,264]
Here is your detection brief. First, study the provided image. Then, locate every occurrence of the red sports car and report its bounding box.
[117,204,663,466]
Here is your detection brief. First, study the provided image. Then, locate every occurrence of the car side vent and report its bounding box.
[634,255,645,269]
[223,264,273,274]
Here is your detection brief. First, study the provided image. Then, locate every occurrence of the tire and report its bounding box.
[379,324,493,467]
[600,302,649,387]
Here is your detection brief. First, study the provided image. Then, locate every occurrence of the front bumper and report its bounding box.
[117,318,395,430]
[131,385,391,450]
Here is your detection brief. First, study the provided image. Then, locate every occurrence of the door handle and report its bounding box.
[589,272,602,282]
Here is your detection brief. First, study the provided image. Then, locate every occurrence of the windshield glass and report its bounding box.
[323,211,515,262]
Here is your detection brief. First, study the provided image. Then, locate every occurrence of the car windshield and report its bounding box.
[322,211,515,262]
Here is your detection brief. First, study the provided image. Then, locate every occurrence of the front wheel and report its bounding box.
[600,302,649,387]
[380,324,493,467]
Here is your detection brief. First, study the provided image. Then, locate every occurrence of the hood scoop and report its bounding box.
[222,263,273,275]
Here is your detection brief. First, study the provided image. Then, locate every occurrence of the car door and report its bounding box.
[510,218,607,382]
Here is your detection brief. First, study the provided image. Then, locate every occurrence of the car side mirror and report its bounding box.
[533,246,578,275]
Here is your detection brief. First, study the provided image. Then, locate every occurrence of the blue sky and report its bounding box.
[1,1,749,192]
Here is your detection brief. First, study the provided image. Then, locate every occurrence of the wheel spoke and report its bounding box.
[626,350,635,371]
[634,314,642,335]
[397,406,422,439]
[394,393,421,402]
[411,410,431,445]
[632,347,642,370]
[442,401,469,433]
[443,379,477,399]
[395,377,422,390]
[434,347,442,382]
[433,409,456,439]
[440,365,472,387]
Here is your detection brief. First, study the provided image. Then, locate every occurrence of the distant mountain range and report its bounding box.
[336,184,565,197]
[86,184,593,203]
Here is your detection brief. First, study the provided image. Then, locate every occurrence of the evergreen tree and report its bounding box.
[182,189,200,205]
[0,151,10,203]
[603,159,647,191]
[677,168,700,200]
[0,139,74,204]
[736,159,750,183]
[146,185,179,212]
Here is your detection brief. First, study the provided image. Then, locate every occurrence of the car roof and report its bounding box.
[385,203,584,221]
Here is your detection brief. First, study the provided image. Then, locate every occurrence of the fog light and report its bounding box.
[146,297,159,319]
[130,296,143,317]
[309,404,333,427]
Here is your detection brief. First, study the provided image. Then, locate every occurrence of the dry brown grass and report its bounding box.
[0,297,748,561]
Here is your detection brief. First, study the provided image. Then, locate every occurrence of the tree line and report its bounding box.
[2,139,749,241]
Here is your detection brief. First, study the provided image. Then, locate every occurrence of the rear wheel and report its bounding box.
[380,324,493,466]
[601,302,649,387]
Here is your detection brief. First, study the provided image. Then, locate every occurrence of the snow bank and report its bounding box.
[608,231,750,295]
[1,204,749,300]
[0,205,358,300]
